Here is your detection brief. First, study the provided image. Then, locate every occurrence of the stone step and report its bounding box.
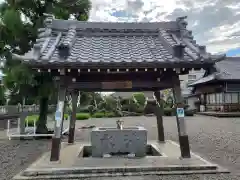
[14,168,229,180]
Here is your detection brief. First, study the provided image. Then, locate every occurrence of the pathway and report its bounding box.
[0,115,240,180]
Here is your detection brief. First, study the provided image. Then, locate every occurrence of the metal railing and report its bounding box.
[0,105,56,115]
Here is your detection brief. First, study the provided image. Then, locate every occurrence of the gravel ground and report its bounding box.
[0,115,240,180]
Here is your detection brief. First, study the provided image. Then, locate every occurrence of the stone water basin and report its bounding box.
[91,126,147,157]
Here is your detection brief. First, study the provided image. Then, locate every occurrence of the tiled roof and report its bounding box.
[13,14,225,68]
[188,74,216,86]
[215,57,240,80]
[189,57,240,86]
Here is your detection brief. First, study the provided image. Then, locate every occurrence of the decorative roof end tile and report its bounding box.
[43,13,54,27]
[173,44,186,59]
[58,25,77,59]
[58,45,70,59]
[176,16,188,29]
[199,45,206,54]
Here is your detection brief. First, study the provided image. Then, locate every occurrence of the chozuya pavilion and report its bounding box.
[13,14,227,178]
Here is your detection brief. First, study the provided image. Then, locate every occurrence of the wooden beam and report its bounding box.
[68,81,172,91]
[30,61,213,70]
[56,70,165,81]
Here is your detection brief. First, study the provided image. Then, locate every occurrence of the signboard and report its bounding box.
[55,111,61,121]
[55,110,61,127]
[55,101,64,127]
[176,108,185,118]
[102,81,132,89]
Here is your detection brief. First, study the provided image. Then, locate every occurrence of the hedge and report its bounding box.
[76,113,90,120]
[25,113,90,126]
[25,111,122,126]
[164,108,174,116]
[91,112,119,118]
[25,115,38,126]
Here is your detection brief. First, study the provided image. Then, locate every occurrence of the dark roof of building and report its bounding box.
[189,57,240,86]
[13,14,225,69]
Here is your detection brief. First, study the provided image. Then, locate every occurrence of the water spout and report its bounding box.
[116,120,123,130]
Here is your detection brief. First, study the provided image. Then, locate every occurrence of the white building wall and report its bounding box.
[187,96,198,110]
[180,69,205,97]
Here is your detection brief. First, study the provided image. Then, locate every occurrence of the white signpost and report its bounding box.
[176,107,186,136]
[176,108,185,118]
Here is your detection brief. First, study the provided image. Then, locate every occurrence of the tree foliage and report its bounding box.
[132,92,146,106]
[0,0,91,133]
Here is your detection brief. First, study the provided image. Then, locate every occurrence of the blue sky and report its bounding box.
[226,48,240,57]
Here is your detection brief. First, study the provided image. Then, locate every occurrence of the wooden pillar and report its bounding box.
[172,74,191,158]
[68,90,78,144]
[153,91,165,142]
[50,84,66,161]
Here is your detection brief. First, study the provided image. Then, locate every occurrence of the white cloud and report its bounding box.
[89,0,240,54]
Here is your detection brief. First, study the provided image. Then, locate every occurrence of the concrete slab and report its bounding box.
[197,111,240,117]
[14,140,229,180]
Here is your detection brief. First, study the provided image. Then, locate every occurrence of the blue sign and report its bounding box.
[176,108,185,118]
[55,110,61,121]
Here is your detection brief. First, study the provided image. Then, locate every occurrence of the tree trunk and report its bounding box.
[36,97,49,134]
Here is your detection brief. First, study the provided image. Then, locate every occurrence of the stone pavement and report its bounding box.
[1,115,240,180]
[14,139,228,179]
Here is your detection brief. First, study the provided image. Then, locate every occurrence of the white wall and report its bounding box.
[180,69,205,96]
[187,96,198,110]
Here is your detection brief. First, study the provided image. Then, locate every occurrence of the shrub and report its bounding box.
[164,108,173,116]
[77,106,90,113]
[120,98,129,106]
[64,114,69,119]
[132,92,146,106]
[131,112,143,116]
[25,115,39,126]
[76,113,90,120]
[91,112,121,118]
[144,100,156,114]
[135,106,145,113]
[91,112,105,118]
[105,112,118,118]
[165,96,173,108]
[121,104,129,111]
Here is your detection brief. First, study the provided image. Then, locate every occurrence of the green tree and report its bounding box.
[0,0,91,133]
[132,92,146,106]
